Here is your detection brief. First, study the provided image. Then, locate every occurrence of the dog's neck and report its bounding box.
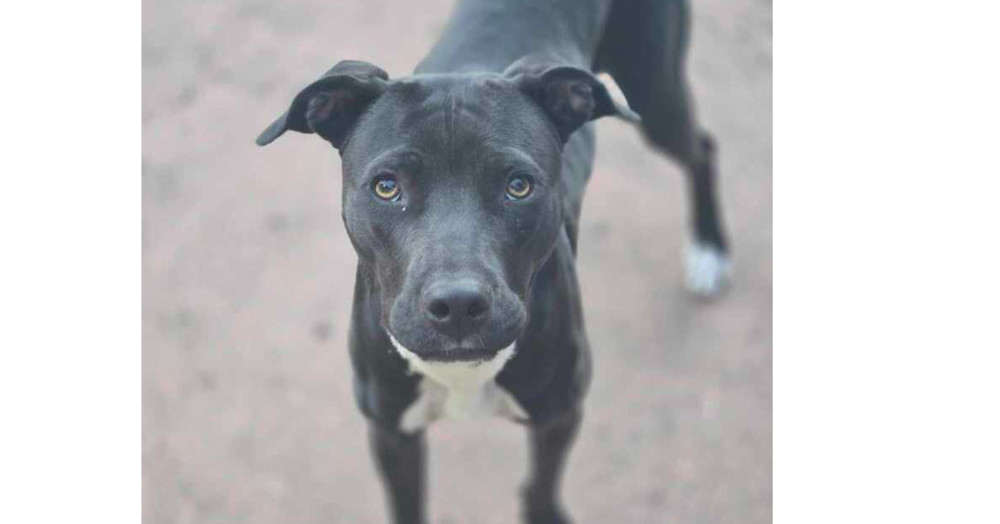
[416,0,613,74]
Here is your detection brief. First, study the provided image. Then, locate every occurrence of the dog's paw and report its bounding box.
[685,240,732,297]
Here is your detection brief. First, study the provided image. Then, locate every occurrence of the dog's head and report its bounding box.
[257,58,635,363]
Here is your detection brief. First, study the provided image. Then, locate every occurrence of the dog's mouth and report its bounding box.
[419,346,497,363]
[386,331,516,366]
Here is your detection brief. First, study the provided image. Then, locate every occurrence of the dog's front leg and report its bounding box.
[521,407,582,524]
[369,423,427,524]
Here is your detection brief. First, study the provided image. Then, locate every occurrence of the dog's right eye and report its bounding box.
[373,175,401,201]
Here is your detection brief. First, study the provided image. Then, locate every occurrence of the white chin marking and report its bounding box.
[685,239,732,297]
[387,332,528,434]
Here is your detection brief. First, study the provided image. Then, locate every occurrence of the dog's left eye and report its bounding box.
[505,175,532,200]
[373,175,401,201]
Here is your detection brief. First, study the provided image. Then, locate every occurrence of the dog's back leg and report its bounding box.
[596,0,731,296]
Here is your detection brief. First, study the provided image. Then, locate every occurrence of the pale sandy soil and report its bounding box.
[142,0,772,522]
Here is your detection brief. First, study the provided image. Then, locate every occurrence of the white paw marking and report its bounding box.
[685,240,732,296]
[387,332,528,433]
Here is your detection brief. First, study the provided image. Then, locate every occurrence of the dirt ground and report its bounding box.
[142,0,771,522]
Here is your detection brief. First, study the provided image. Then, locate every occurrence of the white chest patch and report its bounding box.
[387,333,529,434]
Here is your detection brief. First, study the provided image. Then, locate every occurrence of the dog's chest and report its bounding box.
[399,376,528,433]
[388,336,529,433]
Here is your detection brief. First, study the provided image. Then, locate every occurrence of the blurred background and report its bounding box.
[142,0,771,522]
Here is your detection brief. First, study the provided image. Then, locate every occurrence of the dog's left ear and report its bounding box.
[504,57,639,141]
[256,60,389,148]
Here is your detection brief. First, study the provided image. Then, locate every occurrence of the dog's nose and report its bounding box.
[422,280,491,334]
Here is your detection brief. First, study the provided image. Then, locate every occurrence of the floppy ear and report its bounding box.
[256,60,389,148]
[504,56,639,141]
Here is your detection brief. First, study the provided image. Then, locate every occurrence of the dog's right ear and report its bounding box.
[256,60,389,149]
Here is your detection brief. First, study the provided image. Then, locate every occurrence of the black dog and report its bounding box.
[257,0,728,522]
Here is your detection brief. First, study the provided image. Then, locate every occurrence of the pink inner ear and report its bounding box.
[309,91,357,122]
[548,80,595,121]
[566,82,595,114]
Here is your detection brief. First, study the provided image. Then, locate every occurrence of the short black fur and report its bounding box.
[257,1,729,522]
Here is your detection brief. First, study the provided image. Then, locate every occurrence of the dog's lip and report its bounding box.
[420,346,497,363]
[385,330,516,364]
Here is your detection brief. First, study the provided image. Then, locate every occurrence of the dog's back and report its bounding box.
[418,0,615,74]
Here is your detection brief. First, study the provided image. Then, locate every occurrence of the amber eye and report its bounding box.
[505,176,532,200]
[373,175,401,201]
